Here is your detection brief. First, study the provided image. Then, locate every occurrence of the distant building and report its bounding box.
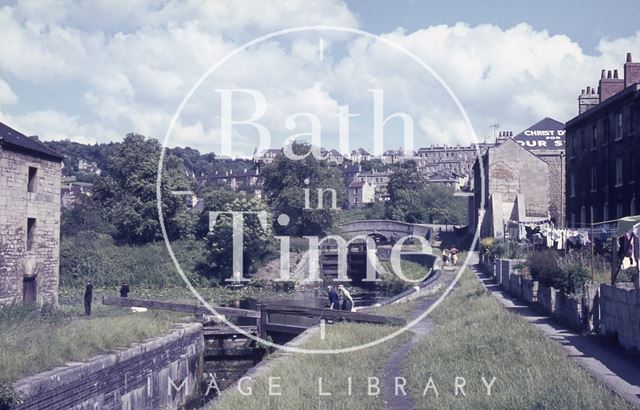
[0,122,63,306]
[381,148,416,165]
[77,158,101,175]
[323,149,346,165]
[566,52,640,227]
[350,148,371,163]
[348,180,375,207]
[60,176,93,209]
[253,148,282,164]
[416,142,495,181]
[210,168,261,192]
[352,170,391,201]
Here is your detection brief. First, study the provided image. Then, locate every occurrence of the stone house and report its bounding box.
[566,52,640,227]
[470,138,552,238]
[348,180,375,208]
[0,122,63,306]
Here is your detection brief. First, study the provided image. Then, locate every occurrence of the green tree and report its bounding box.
[203,195,275,281]
[93,134,192,243]
[261,142,346,236]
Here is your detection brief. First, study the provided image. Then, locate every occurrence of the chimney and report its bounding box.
[624,52,640,88]
[599,67,624,103]
[579,85,600,114]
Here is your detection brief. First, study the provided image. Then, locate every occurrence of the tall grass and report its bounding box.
[0,304,179,382]
[212,322,411,410]
[404,269,636,410]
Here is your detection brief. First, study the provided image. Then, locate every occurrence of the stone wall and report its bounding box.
[14,323,204,410]
[0,146,61,306]
[554,292,584,330]
[600,284,640,352]
[521,277,539,303]
[537,284,557,314]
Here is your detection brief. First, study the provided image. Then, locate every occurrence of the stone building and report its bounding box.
[348,179,375,207]
[0,122,63,306]
[512,117,567,227]
[566,52,640,227]
[470,138,552,238]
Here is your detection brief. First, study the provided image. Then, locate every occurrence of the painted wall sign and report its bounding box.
[513,117,565,151]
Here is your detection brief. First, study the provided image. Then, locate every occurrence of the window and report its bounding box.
[580,206,586,227]
[631,105,636,134]
[631,151,636,183]
[616,112,623,140]
[26,218,36,251]
[617,203,624,219]
[604,117,610,143]
[570,173,575,197]
[603,203,609,221]
[581,130,586,152]
[571,213,576,228]
[592,125,597,149]
[616,157,623,186]
[27,167,37,192]
[591,166,597,192]
[632,197,637,215]
[570,134,576,157]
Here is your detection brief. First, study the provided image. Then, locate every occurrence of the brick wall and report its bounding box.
[14,323,204,410]
[0,146,61,306]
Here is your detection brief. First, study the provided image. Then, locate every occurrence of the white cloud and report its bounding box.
[0,1,639,153]
[0,78,18,105]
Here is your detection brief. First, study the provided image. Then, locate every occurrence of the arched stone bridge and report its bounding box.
[338,219,433,243]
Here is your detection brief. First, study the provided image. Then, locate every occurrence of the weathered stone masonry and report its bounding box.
[0,123,63,306]
[14,323,204,410]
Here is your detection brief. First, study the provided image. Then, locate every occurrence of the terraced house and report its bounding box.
[0,122,63,306]
[566,52,640,227]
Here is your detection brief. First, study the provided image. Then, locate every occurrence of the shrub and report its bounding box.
[557,262,590,295]
[527,250,561,286]
[480,237,494,253]
[0,380,21,410]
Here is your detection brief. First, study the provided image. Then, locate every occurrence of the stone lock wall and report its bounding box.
[0,146,61,306]
[600,284,640,352]
[14,323,204,410]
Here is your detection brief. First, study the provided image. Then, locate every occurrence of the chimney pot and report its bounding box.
[586,86,590,94]
[607,70,612,79]
[627,52,632,63]
[592,87,596,94]
[601,69,606,79]
[614,69,619,79]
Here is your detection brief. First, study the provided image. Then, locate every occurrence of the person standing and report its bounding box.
[327,286,339,309]
[120,282,130,298]
[84,280,93,316]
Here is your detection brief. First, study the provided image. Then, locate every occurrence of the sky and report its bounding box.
[0,0,638,156]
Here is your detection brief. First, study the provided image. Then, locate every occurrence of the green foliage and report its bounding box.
[480,237,495,252]
[527,249,561,285]
[60,232,209,287]
[61,198,115,237]
[385,161,467,224]
[92,134,192,244]
[0,379,21,409]
[527,250,590,295]
[557,262,590,295]
[261,142,346,236]
[204,196,275,281]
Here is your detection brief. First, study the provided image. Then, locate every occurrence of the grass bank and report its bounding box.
[211,320,411,410]
[0,305,179,382]
[404,268,636,409]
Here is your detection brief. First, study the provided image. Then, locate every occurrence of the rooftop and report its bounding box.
[0,122,64,161]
